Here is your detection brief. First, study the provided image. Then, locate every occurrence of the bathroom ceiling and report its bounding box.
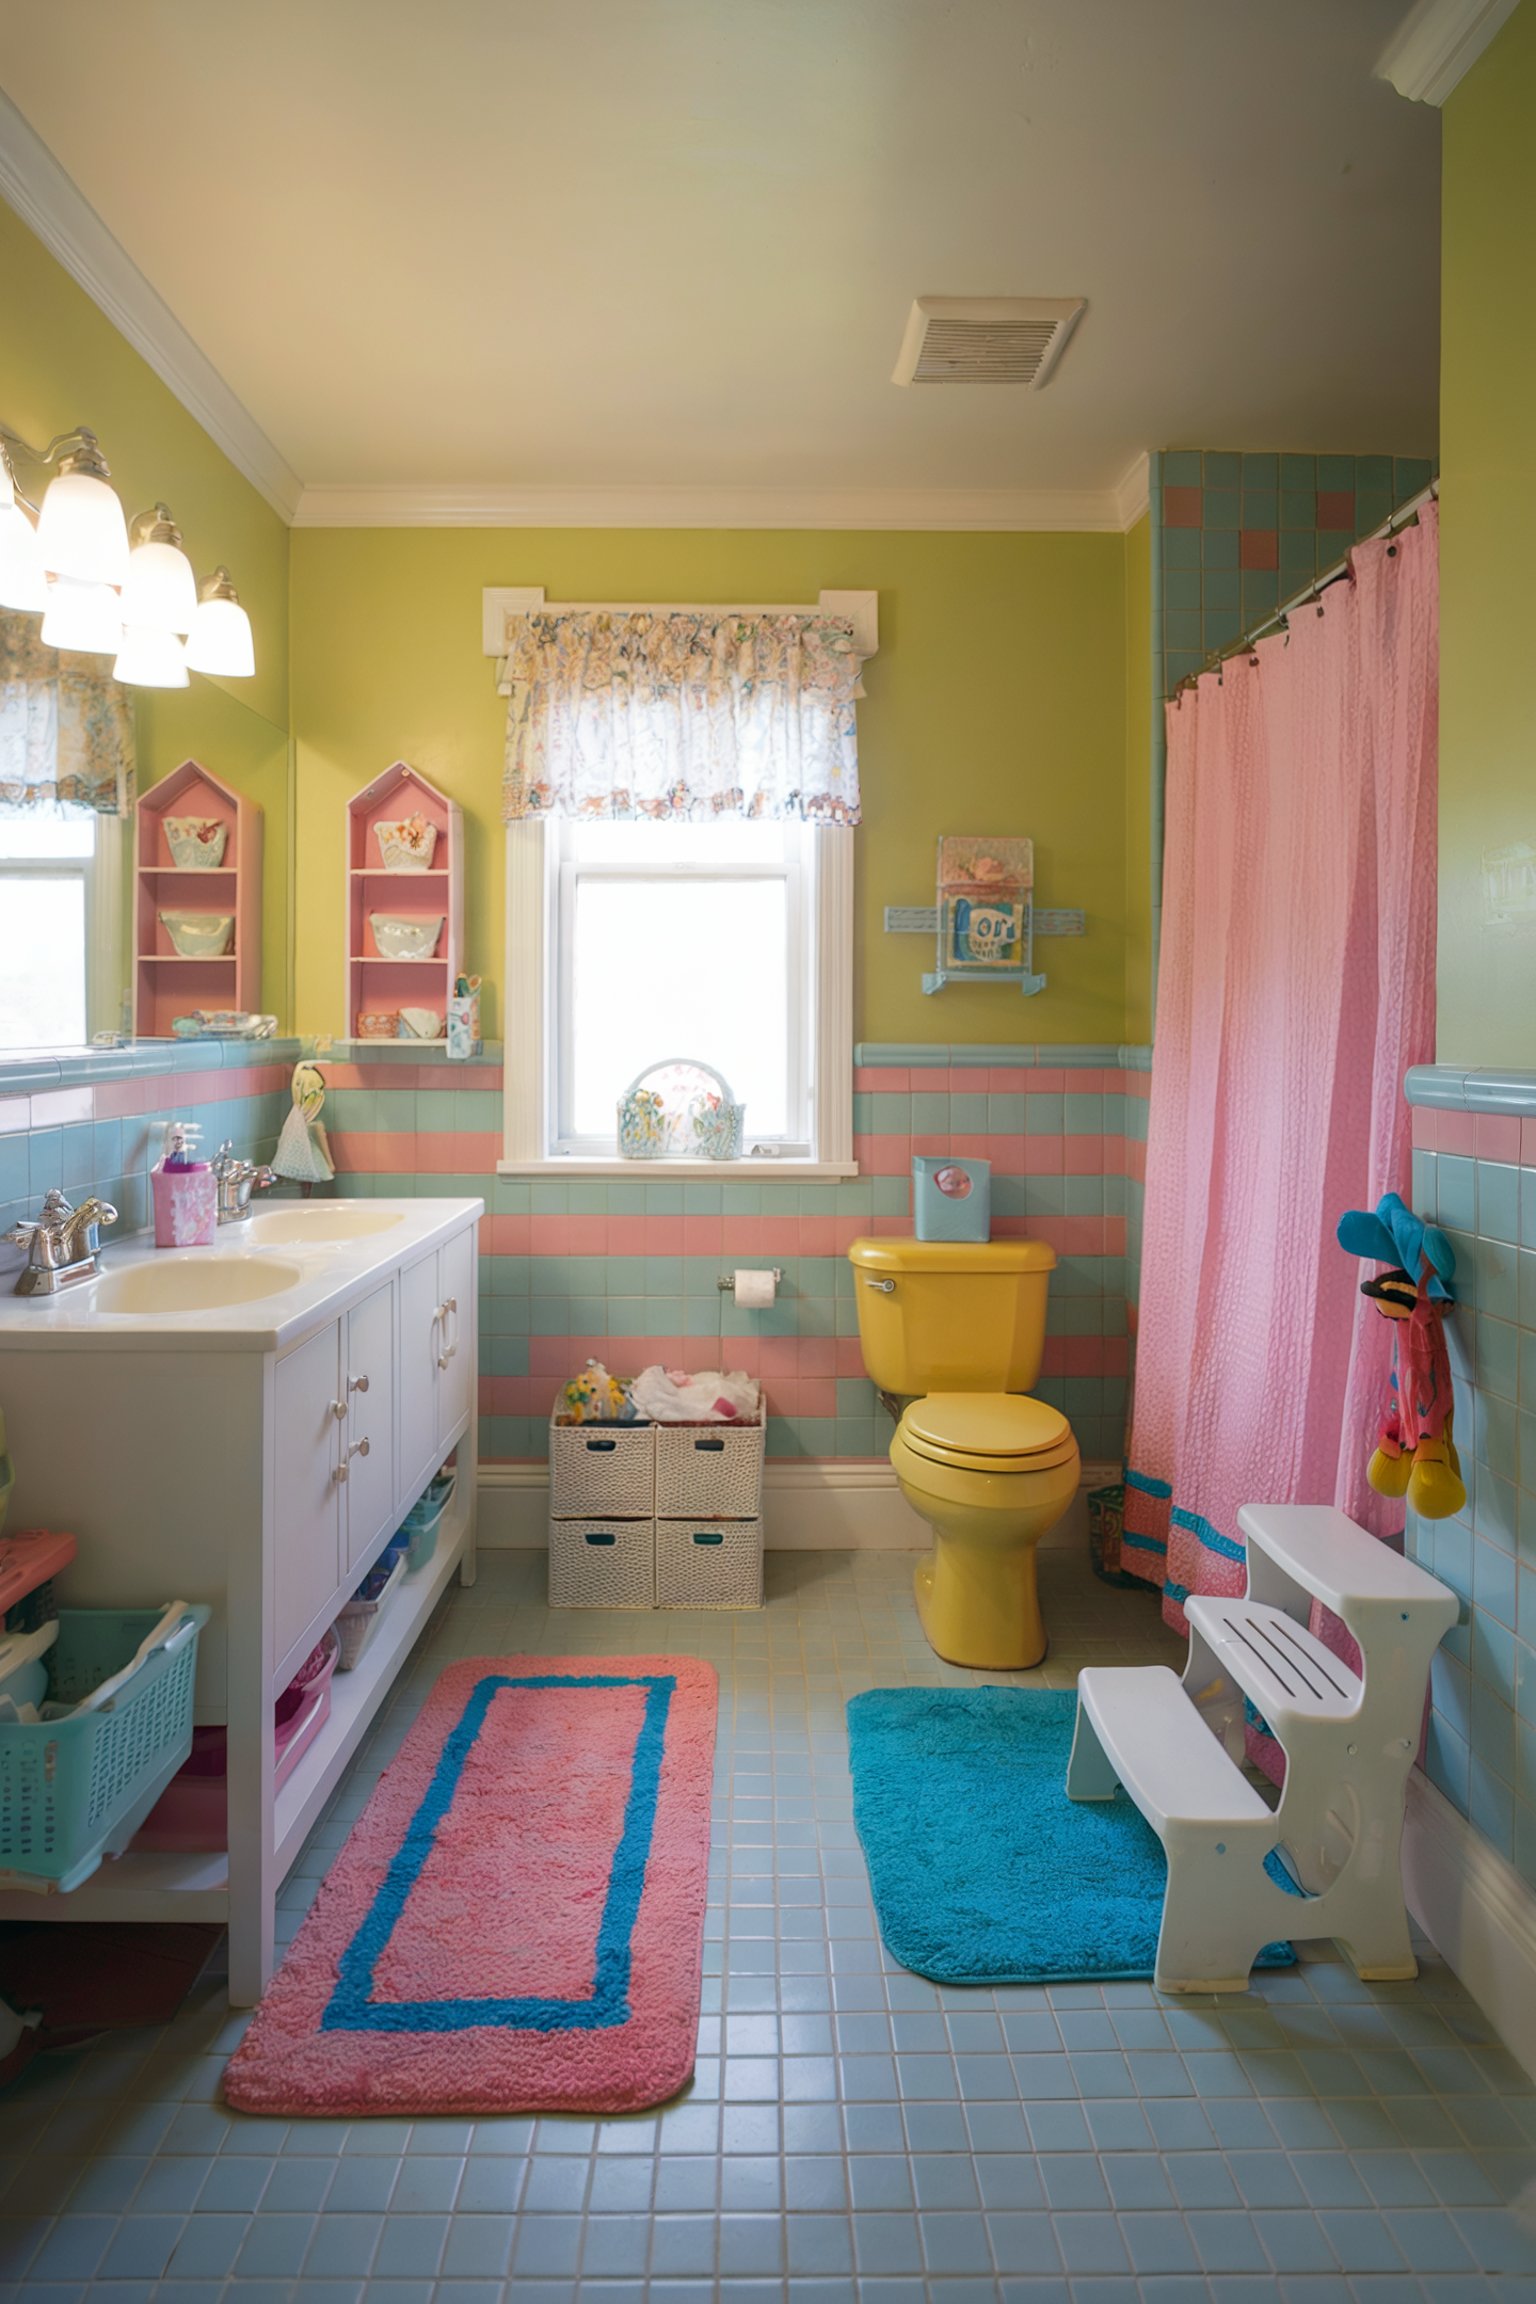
[0,0,1439,523]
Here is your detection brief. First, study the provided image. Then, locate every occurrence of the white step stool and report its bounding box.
[1067,1503,1459,1993]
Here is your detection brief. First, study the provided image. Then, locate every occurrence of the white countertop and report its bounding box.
[0,1198,483,1355]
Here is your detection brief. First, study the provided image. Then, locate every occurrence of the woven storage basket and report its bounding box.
[654,1421,764,1518]
[549,1419,655,1518]
[656,1518,764,1609]
[548,1517,655,1609]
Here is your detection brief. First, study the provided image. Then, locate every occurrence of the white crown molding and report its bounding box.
[292,480,1137,533]
[1114,452,1151,530]
[0,91,303,521]
[1402,1769,1536,2080]
[1375,0,1522,103]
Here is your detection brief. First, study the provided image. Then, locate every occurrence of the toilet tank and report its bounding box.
[846,1237,1057,1395]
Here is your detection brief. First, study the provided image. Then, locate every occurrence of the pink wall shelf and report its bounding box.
[134,759,262,1036]
[346,761,464,1041]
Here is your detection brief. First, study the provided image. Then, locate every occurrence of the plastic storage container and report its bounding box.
[0,1603,210,1890]
[131,1726,228,1853]
[913,1154,991,1243]
[0,1621,58,1714]
[274,1628,340,1789]
[398,1468,455,1570]
[335,1551,406,1669]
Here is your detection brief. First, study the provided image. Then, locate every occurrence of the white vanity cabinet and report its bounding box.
[271,1280,399,1675]
[0,1199,481,2003]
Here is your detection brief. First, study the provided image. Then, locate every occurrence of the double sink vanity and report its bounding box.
[0,1187,482,2002]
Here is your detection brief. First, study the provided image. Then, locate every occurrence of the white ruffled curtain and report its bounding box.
[0,611,136,817]
[498,609,862,824]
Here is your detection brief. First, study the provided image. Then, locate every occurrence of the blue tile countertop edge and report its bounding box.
[855,1042,1155,1070]
[0,1037,308,1095]
[1405,1064,1536,1116]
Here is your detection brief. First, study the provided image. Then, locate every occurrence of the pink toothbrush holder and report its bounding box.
[152,1163,217,1248]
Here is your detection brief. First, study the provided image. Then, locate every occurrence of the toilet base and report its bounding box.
[913,1543,1048,1672]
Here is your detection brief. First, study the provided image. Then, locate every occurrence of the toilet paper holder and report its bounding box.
[717,1268,783,1291]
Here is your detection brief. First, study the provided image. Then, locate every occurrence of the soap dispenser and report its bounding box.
[152,1121,216,1248]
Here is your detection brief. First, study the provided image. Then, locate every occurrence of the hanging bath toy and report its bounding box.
[1336,1192,1465,1520]
[273,1062,335,1187]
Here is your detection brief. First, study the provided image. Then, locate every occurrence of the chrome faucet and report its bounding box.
[212,1140,277,1225]
[4,1189,119,1297]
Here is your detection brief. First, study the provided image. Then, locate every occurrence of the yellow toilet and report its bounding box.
[847,1238,1081,1669]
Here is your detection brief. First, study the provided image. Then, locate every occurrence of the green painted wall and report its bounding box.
[1123,513,1154,1044]
[1438,0,1536,1064]
[290,528,1129,1045]
[0,202,294,1024]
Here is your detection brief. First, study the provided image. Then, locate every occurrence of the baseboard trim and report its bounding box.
[1403,1770,1536,2080]
[475,1458,1120,1552]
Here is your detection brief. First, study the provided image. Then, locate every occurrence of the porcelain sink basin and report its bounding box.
[93,1256,305,1315]
[246,1206,405,1245]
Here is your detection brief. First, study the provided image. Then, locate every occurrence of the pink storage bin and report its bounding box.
[132,1725,228,1852]
[0,1529,77,1616]
[274,1630,340,1792]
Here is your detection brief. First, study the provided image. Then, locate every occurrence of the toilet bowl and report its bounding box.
[847,1238,1082,1669]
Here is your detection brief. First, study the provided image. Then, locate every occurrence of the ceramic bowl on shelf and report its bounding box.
[398,1006,445,1039]
[159,910,235,958]
[356,1009,401,1039]
[374,814,438,871]
[369,912,444,960]
[164,815,228,868]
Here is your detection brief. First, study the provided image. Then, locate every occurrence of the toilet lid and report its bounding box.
[900,1392,1075,1472]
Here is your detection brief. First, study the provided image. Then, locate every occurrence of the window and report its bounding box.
[0,812,106,1048]
[503,816,854,1173]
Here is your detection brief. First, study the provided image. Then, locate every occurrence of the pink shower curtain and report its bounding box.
[1124,504,1438,1627]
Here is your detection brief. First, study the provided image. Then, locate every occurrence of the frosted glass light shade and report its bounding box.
[114,623,189,688]
[40,576,124,655]
[184,594,255,677]
[0,501,47,612]
[121,537,198,634]
[35,467,130,586]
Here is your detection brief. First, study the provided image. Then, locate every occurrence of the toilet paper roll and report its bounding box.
[733,1268,777,1309]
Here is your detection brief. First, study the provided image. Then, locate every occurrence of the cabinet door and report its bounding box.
[397,1248,443,1501]
[343,1281,397,1574]
[436,1226,477,1446]
[272,1321,342,1670]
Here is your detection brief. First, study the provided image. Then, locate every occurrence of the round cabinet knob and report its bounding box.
[331,1399,348,1421]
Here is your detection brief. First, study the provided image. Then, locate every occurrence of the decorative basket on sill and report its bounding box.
[617,1059,745,1162]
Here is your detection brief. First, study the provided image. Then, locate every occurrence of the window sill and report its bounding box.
[496,1156,860,1179]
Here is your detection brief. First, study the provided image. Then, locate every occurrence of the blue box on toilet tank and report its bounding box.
[913,1155,991,1242]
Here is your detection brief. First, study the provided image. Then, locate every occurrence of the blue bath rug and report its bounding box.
[846,1686,1295,1984]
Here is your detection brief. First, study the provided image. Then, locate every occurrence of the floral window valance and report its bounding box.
[498,609,862,825]
[0,612,136,817]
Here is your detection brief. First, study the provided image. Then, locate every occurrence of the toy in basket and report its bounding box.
[0,1601,210,1891]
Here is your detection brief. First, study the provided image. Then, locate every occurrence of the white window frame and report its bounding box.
[490,586,872,1180]
[550,818,814,1159]
[0,810,123,1047]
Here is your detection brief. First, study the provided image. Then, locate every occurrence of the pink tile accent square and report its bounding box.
[1022,1136,1064,1174]
[798,1216,837,1255]
[859,1134,912,1176]
[836,1336,866,1375]
[1125,1140,1147,1181]
[798,1336,837,1376]
[564,1214,608,1256]
[987,1069,1033,1090]
[855,1068,909,1091]
[1476,1113,1522,1164]
[0,1096,28,1135]
[1523,1117,1536,1169]
[947,1069,991,1092]
[1411,1107,1437,1150]
[799,1378,838,1418]
[606,1216,648,1255]
[1436,1109,1476,1157]
[1105,1216,1127,1255]
[643,1217,685,1256]
[1063,1134,1106,1174]
[759,1216,799,1254]
[682,1215,724,1255]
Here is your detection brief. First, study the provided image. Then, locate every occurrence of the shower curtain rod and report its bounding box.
[1175,477,1439,694]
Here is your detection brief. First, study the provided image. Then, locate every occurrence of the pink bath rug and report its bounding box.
[223,1655,716,2116]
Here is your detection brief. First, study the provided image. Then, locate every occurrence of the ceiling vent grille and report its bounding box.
[892,296,1087,389]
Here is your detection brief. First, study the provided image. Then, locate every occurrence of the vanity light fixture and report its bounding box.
[120,503,198,635]
[0,457,47,612]
[0,421,255,679]
[114,623,190,689]
[40,574,124,656]
[183,566,255,678]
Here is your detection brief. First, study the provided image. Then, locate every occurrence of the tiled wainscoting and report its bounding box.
[1405,1070,1536,1886]
[0,1042,298,1286]
[320,1042,1152,1468]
